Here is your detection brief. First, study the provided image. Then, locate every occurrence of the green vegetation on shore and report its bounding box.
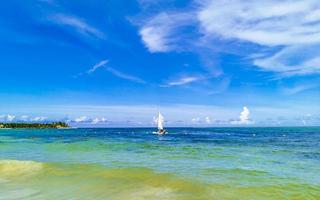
[0,122,69,129]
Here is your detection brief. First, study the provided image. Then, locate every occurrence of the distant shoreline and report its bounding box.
[0,122,69,129]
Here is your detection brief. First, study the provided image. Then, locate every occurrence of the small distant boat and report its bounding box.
[156,112,166,135]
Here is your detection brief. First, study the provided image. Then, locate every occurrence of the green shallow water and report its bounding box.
[0,127,319,199]
[0,160,319,200]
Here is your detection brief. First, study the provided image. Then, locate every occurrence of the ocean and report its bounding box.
[0,127,319,200]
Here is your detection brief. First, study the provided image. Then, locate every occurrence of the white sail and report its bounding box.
[157,112,164,130]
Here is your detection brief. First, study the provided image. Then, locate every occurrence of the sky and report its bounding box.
[0,0,319,127]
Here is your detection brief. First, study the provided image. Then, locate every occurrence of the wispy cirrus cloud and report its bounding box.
[77,60,145,84]
[87,60,108,74]
[139,12,194,52]
[197,0,320,76]
[164,75,203,87]
[74,59,108,77]
[161,73,230,95]
[106,67,146,84]
[281,83,320,95]
[137,0,320,77]
[49,14,105,39]
[254,45,320,76]
[197,0,320,46]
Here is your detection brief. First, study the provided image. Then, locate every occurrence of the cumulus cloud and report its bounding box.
[231,106,253,125]
[50,14,105,39]
[239,107,250,124]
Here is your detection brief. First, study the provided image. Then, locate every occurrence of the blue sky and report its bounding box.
[0,0,319,126]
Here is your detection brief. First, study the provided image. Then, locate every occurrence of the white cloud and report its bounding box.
[191,117,200,123]
[91,117,107,124]
[14,115,48,122]
[137,0,320,77]
[161,74,230,95]
[106,67,146,84]
[0,115,48,122]
[139,12,193,52]
[138,0,170,8]
[50,14,105,39]
[20,115,29,122]
[75,59,108,78]
[205,116,211,124]
[240,106,250,124]
[190,116,212,124]
[282,83,320,95]
[139,13,173,52]
[6,115,16,122]
[197,0,320,76]
[253,45,320,76]
[231,106,253,125]
[31,116,47,122]
[87,60,108,74]
[91,118,100,124]
[198,0,320,46]
[74,116,88,123]
[165,76,202,87]
[139,26,170,52]
[74,116,107,124]
[0,103,317,126]
[101,117,107,122]
[78,59,145,83]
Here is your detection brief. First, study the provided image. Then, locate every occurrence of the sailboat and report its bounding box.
[156,112,166,135]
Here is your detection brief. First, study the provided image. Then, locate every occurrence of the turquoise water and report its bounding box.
[0,127,319,199]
